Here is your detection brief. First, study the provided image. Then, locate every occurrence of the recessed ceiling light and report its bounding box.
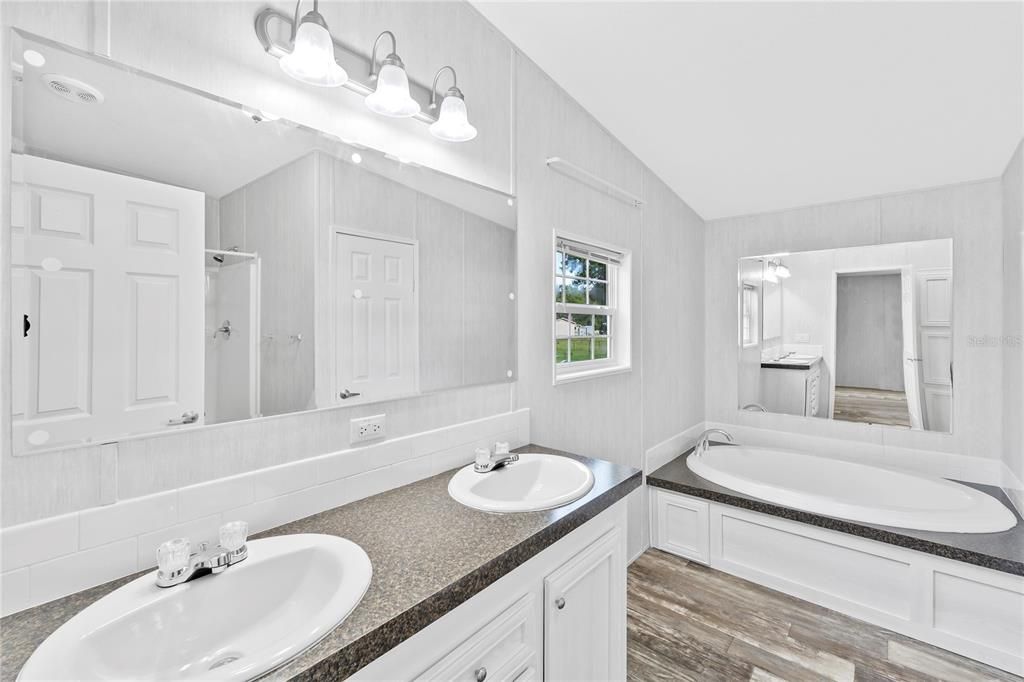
[351,152,362,164]
[23,50,45,67]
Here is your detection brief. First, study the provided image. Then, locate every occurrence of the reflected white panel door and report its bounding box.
[900,267,924,430]
[917,268,953,432]
[11,155,204,450]
[334,232,418,403]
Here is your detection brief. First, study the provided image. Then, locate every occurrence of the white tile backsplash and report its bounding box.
[0,514,78,572]
[0,408,530,617]
[177,476,254,523]
[79,491,177,550]
[31,539,138,606]
[0,568,31,617]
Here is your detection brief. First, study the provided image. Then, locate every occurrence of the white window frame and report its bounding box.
[552,231,632,385]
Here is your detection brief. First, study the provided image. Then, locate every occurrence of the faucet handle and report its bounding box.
[157,538,191,574]
[219,521,248,552]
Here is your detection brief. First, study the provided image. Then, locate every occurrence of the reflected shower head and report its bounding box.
[211,246,240,264]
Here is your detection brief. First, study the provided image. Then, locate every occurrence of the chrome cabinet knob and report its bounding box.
[555,596,566,610]
[474,666,487,681]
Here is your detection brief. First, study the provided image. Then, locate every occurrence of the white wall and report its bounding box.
[706,179,1005,482]
[1002,141,1024,510]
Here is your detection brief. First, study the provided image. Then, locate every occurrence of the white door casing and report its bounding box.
[917,268,953,433]
[333,230,418,404]
[11,155,204,452]
[900,266,924,430]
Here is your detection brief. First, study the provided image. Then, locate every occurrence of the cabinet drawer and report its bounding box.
[416,592,540,682]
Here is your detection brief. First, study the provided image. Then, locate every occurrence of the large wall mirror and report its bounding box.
[738,239,953,433]
[9,32,516,455]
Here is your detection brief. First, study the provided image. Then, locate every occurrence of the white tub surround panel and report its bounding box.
[0,409,530,617]
[652,489,1024,676]
[705,180,1005,482]
[644,422,709,475]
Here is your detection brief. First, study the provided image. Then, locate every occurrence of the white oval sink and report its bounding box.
[448,453,595,512]
[18,534,372,681]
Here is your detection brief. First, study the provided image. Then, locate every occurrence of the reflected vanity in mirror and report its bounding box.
[9,32,516,454]
[738,239,953,433]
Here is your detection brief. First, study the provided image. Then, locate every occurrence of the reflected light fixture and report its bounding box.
[764,261,779,284]
[428,66,477,142]
[279,0,348,87]
[350,152,362,164]
[365,31,420,118]
[23,50,45,67]
[775,262,791,279]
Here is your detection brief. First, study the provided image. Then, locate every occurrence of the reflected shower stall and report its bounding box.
[205,248,261,424]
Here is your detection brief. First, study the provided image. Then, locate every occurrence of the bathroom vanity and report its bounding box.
[759,355,824,417]
[0,446,640,681]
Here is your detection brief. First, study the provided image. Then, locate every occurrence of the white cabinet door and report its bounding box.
[543,528,625,682]
[652,489,710,564]
[11,154,204,451]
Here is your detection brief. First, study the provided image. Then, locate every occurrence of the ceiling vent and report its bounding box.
[42,74,104,105]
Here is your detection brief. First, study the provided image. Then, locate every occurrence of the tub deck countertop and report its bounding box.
[648,446,1024,577]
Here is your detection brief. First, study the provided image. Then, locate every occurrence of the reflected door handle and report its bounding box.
[339,389,361,400]
[167,411,199,425]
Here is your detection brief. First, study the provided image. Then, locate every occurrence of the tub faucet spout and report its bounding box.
[695,428,733,457]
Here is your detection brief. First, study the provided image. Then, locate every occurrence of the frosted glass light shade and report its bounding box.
[429,93,477,142]
[775,264,792,278]
[280,20,348,87]
[365,63,420,118]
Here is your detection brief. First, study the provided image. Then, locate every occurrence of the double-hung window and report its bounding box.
[553,234,631,383]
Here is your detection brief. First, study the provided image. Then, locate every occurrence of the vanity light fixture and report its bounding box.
[350,152,362,164]
[255,9,479,138]
[775,263,792,279]
[365,31,420,118]
[428,66,477,142]
[278,0,348,87]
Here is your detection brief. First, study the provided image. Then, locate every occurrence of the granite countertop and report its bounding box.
[0,445,640,681]
[648,446,1024,576]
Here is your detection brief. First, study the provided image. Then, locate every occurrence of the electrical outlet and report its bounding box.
[350,414,386,443]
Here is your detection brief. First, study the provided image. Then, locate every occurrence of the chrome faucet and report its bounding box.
[474,442,519,473]
[694,428,733,458]
[156,521,248,588]
[742,403,768,412]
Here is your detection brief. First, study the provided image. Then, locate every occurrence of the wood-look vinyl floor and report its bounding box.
[833,387,912,428]
[627,549,1021,682]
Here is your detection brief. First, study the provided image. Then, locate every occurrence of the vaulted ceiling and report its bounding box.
[474,2,1023,219]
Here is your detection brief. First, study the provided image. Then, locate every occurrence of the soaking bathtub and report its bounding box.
[687,445,1018,533]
